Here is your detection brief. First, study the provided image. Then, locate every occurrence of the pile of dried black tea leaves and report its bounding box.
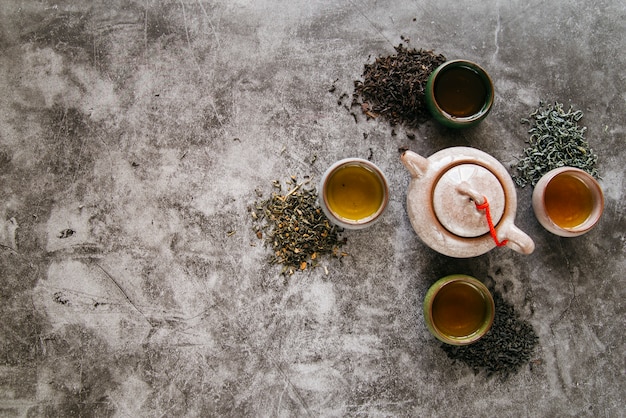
[251,177,347,275]
[441,290,539,379]
[353,44,446,127]
[513,101,599,187]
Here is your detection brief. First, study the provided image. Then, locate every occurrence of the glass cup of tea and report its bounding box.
[532,167,604,237]
[319,158,389,230]
[423,275,495,345]
[424,59,494,128]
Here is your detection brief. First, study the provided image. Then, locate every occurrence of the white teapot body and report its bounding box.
[400,147,534,258]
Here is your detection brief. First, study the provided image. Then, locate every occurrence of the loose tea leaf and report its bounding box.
[251,177,347,275]
[353,44,446,127]
[440,290,539,379]
[58,228,75,239]
[513,101,599,187]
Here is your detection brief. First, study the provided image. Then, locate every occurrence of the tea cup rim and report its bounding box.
[319,158,390,230]
[531,166,604,237]
[425,59,495,126]
[423,274,495,346]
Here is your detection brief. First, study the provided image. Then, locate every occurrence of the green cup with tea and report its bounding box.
[425,60,494,128]
[532,167,604,237]
[423,275,495,345]
[319,158,389,230]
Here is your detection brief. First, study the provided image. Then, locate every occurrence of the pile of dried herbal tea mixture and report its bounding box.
[441,290,539,379]
[352,44,446,128]
[513,101,599,187]
[250,176,347,275]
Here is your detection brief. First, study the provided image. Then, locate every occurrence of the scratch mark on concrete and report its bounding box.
[179,0,192,50]
[0,242,19,254]
[554,240,579,322]
[209,297,314,417]
[198,0,221,50]
[93,262,152,326]
[547,239,580,396]
[276,380,289,415]
[548,325,570,394]
[346,0,394,48]
[144,1,148,54]
[274,362,314,418]
[0,322,32,346]
[0,216,18,252]
[209,99,224,127]
[492,10,501,63]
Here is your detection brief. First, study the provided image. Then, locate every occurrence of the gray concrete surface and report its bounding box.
[1,0,624,416]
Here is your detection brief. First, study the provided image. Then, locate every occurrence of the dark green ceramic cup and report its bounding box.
[423,275,495,345]
[425,60,494,128]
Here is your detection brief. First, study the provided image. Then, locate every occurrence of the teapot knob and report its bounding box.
[456,181,486,204]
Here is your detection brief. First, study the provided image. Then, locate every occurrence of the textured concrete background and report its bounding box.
[1,0,624,416]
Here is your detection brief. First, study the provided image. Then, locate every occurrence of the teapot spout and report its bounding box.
[401,150,430,178]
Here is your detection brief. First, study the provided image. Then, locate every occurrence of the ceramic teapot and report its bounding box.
[400,147,535,258]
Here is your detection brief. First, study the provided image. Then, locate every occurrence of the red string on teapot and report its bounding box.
[475,196,509,247]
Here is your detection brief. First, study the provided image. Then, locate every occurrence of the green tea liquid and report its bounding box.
[432,281,487,338]
[325,164,384,221]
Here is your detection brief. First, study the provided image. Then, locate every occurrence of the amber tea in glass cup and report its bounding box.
[319,158,389,230]
[532,167,604,237]
[423,275,495,345]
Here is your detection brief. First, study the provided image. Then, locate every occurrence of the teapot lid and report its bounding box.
[433,163,505,238]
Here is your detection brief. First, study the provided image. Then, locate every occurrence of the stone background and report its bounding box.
[0,0,624,416]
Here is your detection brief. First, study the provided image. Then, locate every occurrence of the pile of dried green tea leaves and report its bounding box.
[250,177,347,275]
[441,290,539,379]
[513,101,599,187]
[353,44,446,127]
